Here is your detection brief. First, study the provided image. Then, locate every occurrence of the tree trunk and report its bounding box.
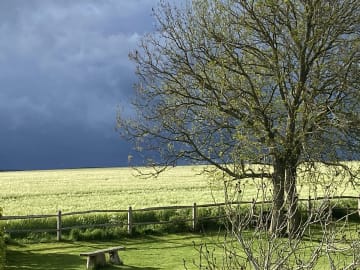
[285,164,302,237]
[270,158,287,236]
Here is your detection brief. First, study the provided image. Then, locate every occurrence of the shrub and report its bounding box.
[4,217,57,239]
[331,199,360,222]
[156,209,178,221]
[170,215,190,232]
[69,227,127,241]
[69,228,81,241]
[160,213,191,233]
[133,210,158,223]
[197,207,226,231]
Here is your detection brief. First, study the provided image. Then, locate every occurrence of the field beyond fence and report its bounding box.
[0,166,225,215]
[1,164,359,216]
[2,195,359,241]
[1,165,359,240]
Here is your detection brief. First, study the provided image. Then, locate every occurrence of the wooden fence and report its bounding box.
[1,195,359,241]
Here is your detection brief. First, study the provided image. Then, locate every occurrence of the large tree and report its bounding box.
[118,0,359,235]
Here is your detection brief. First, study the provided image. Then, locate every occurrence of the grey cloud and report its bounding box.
[0,125,134,170]
[0,0,160,170]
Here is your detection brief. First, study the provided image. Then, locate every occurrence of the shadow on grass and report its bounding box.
[6,250,81,270]
[124,234,207,246]
[5,250,160,270]
[95,265,160,270]
[115,267,160,270]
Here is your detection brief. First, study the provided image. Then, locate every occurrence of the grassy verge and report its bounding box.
[5,223,360,270]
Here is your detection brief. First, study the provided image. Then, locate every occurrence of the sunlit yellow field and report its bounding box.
[0,162,358,216]
[0,166,224,215]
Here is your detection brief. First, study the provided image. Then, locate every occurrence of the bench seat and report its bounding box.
[80,246,125,269]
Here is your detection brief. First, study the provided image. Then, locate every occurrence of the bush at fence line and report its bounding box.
[4,213,127,240]
[0,204,277,241]
[70,228,106,241]
[133,210,158,223]
[159,213,191,233]
[4,217,57,239]
[5,199,359,241]
[156,209,178,221]
[331,199,360,222]
[197,207,227,231]
[0,208,6,270]
[63,213,127,228]
[69,227,127,241]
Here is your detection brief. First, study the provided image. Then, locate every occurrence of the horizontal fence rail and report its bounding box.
[1,195,359,241]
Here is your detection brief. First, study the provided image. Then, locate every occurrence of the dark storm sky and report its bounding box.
[0,0,162,170]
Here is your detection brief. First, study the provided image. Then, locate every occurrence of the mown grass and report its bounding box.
[5,222,360,270]
[5,233,213,270]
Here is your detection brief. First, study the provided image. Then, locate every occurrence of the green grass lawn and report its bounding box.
[5,233,213,270]
[6,225,360,270]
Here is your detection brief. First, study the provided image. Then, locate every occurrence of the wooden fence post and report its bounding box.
[192,203,197,231]
[57,210,62,241]
[128,206,133,235]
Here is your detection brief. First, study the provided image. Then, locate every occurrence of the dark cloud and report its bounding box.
[0,122,136,170]
[0,0,159,170]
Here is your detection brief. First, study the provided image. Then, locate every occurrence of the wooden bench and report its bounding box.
[80,246,125,270]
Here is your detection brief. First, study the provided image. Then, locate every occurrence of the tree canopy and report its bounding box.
[118,0,359,234]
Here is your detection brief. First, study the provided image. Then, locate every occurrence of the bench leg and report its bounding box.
[109,251,123,265]
[86,256,96,270]
[86,253,106,270]
[95,253,106,266]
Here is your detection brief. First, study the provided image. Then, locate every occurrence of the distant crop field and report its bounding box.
[0,163,358,216]
[0,166,224,215]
